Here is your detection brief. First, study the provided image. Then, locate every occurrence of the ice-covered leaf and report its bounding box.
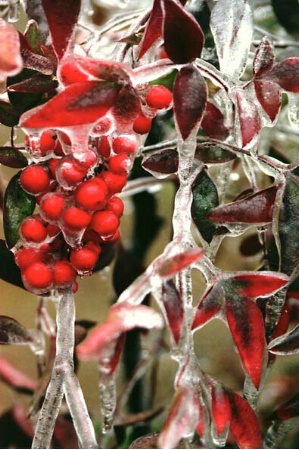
[142,148,178,176]
[111,84,141,129]
[235,88,262,148]
[3,172,36,249]
[191,169,219,243]
[18,32,55,75]
[162,280,184,344]
[273,393,299,420]
[195,144,236,164]
[211,385,231,437]
[0,147,28,169]
[0,18,22,80]
[20,81,120,128]
[0,356,36,393]
[253,37,275,77]
[77,303,163,360]
[158,387,200,449]
[269,324,299,355]
[173,64,207,140]
[201,102,229,140]
[138,0,163,59]
[254,79,281,122]
[225,271,289,297]
[225,296,266,388]
[265,58,299,93]
[229,392,262,448]
[192,283,224,330]
[0,240,24,289]
[24,20,41,52]
[210,0,253,79]
[161,0,204,64]
[157,248,204,278]
[0,100,20,127]
[41,0,81,60]
[8,74,58,94]
[206,185,278,224]
[0,316,33,345]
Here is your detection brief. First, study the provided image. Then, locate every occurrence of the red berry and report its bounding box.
[40,193,65,222]
[111,135,137,155]
[133,114,152,134]
[62,207,92,230]
[54,141,66,157]
[93,118,113,136]
[20,217,48,243]
[22,262,53,291]
[97,135,111,158]
[56,156,87,188]
[90,210,120,237]
[40,131,56,155]
[145,85,173,109]
[20,165,51,195]
[102,228,120,243]
[106,196,124,217]
[108,154,132,175]
[53,260,77,287]
[74,179,108,211]
[48,158,61,179]
[46,223,61,238]
[74,149,98,169]
[98,171,127,194]
[15,247,46,270]
[70,245,101,273]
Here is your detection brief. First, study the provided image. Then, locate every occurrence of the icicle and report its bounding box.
[98,367,116,434]
[7,0,20,22]
[288,92,299,126]
[211,422,229,448]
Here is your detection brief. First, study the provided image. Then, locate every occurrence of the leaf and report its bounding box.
[210,0,253,79]
[142,148,178,176]
[0,18,22,80]
[161,0,204,64]
[191,169,219,243]
[8,74,58,94]
[0,316,33,345]
[157,248,204,278]
[0,240,24,289]
[24,20,41,52]
[0,147,28,168]
[111,84,141,129]
[162,280,184,344]
[235,88,262,148]
[273,393,299,420]
[192,283,224,330]
[158,387,200,449]
[211,385,231,437]
[41,0,81,60]
[254,79,281,122]
[3,172,36,249]
[265,58,299,93]
[173,64,207,140]
[206,185,278,224]
[226,271,289,298]
[129,432,159,449]
[271,0,299,35]
[138,0,163,59]
[253,37,275,77]
[201,102,229,140]
[195,144,236,164]
[19,81,121,128]
[0,100,20,127]
[18,32,55,75]
[269,324,299,355]
[229,392,262,448]
[0,355,36,393]
[77,303,163,360]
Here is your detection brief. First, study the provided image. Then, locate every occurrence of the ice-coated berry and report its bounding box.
[20,165,51,195]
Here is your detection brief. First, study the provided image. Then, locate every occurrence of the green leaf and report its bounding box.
[24,20,41,52]
[271,0,299,35]
[0,240,24,289]
[3,172,36,249]
[191,170,219,243]
[0,147,28,168]
[0,100,20,127]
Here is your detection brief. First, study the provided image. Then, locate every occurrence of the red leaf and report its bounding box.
[201,102,229,140]
[211,385,231,436]
[254,79,281,122]
[253,37,275,77]
[173,64,207,140]
[158,248,204,278]
[41,0,81,61]
[235,89,261,148]
[229,392,262,448]
[158,387,200,449]
[274,393,299,420]
[20,81,120,128]
[8,74,58,94]
[0,18,22,80]
[192,283,223,330]
[162,280,184,344]
[77,303,163,361]
[228,271,289,297]
[111,84,141,130]
[142,148,178,175]
[138,0,163,59]
[18,32,56,75]
[225,297,265,388]
[0,356,36,393]
[265,58,299,93]
[161,0,204,64]
[269,324,299,355]
[206,185,278,224]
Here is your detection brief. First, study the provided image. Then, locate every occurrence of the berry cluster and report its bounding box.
[15,84,173,295]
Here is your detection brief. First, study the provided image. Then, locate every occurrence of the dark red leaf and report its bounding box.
[142,148,178,176]
[265,58,299,93]
[235,89,261,148]
[158,248,204,278]
[195,144,236,164]
[0,18,22,79]
[254,79,281,122]
[161,0,204,64]
[211,385,231,436]
[0,316,33,345]
[138,0,163,59]
[269,324,299,355]
[229,392,262,448]
[201,102,229,140]
[0,355,36,393]
[274,392,299,420]
[206,185,278,224]
[8,74,58,94]
[227,271,289,297]
[0,147,28,169]
[192,283,223,330]
[173,64,207,140]
[253,37,275,77]
[162,280,184,344]
[112,84,141,130]
[0,100,20,127]
[18,32,55,75]
[225,297,265,388]
[41,0,81,61]
[20,81,120,128]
